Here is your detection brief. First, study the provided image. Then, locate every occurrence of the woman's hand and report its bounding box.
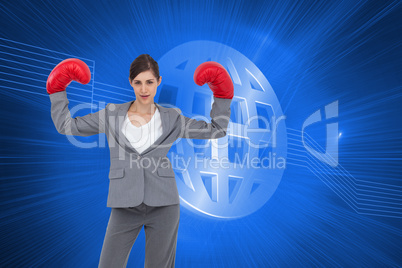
[46,58,91,94]
[193,61,234,99]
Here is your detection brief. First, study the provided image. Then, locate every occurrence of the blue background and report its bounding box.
[1,0,401,267]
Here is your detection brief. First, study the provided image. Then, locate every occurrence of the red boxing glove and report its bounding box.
[193,61,234,99]
[46,58,91,94]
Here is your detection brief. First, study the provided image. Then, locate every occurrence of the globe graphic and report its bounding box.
[156,40,287,219]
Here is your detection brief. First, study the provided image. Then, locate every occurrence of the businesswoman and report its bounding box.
[47,54,233,268]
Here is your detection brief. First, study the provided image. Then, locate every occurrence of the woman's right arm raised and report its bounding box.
[47,58,107,136]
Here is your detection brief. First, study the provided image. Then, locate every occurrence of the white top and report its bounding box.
[121,108,163,154]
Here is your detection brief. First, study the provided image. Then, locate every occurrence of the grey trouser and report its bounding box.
[98,202,180,268]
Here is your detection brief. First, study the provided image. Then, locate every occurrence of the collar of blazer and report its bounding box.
[115,100,171,156]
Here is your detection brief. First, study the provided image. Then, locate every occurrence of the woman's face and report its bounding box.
[129,70,162,105]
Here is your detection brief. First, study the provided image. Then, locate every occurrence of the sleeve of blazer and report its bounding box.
[176,96,232,139]
[49,91,107,136]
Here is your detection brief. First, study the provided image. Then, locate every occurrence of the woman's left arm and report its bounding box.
[175,61,234,140]
[175,96,232,139]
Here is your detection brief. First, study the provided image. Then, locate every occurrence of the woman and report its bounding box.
[47,54,234,268]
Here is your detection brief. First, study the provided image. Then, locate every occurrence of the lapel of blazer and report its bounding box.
[115,100,170,155]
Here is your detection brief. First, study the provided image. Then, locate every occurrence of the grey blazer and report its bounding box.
[49,91,232,207]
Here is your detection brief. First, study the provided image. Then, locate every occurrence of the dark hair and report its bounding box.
[129,54,160,82]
